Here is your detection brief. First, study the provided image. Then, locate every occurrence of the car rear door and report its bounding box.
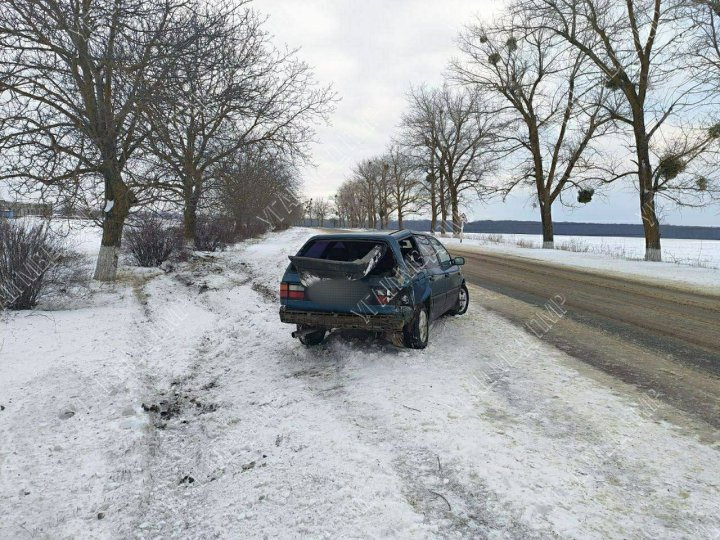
[428,236,462,313]
[413,234,446,319]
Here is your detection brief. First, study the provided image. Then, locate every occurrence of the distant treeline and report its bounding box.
[326,220,720,240]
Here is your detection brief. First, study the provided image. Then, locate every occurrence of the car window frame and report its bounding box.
[413,234,441,271]
[428,236,452,267]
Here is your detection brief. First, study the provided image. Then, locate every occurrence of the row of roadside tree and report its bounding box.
[0,0,335,280]
[335,0,720,261]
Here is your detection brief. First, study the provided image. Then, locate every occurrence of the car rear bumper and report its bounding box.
[279,306,413,331]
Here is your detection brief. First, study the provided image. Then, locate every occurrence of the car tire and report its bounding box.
[449,283,470,316]
[401,304,429,349]
[298,327,326,347]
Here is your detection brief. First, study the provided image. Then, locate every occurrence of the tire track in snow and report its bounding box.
[128,257,255,537]
[126,229,720,539]
[233,229,720,539]
[284,303,720,539]
[128,249,430,538]
[287,333,558,539]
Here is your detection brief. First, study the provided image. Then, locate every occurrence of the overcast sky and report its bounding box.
[260,0,718,227]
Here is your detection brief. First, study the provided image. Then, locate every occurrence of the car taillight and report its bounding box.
[280,282,305,300]
[373,288,392,305]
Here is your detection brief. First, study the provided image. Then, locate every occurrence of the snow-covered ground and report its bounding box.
[442,234,720,294]
[451,233,720,269]
[2,227,719,538]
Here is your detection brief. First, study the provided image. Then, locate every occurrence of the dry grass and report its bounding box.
[515,239,537,249]
[483,233,505,244]
[663,253,718,269]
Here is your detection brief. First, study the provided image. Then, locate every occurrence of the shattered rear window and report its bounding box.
[299,240,396,276]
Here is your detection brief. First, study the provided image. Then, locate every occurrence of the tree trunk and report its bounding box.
[93,175,132,281]
[439,174,447,235]
[449,184,461,237]
[397,207,403,229]
[527,123,552,249]
[183,194,198,250]
[640,190,662,261]
[540,201,554,249]
[430,178,437,234]
[633,113,662,261]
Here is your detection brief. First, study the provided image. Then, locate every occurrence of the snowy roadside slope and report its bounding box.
[0,280,153,538]
[2,227,719,539]
[123,230,427,538]
[442,236,720,294]
[133,228,720,538]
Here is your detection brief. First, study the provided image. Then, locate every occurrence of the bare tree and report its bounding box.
[341,151,421,230]
[400,86,446,233]
[0,0,201,280]
[350,159,382,228]
[421,171,441,233]
[335,179,366,228]
[313,197,332,227]
[436,86,499,236]
[683,0,720,91]
[217,149,301,234]
[400,85,497,236]
[144,4,334,248]
[454,15,615,248]
[517,0,719,261]
[386,145,421,228]
[377,160,392,229]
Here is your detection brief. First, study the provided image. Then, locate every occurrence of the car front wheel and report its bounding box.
[401,304,429,349]
[449,283,469,316]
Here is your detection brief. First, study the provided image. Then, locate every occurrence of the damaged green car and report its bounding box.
[279,230,468,348]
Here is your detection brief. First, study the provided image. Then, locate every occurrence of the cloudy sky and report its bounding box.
[260,0,718,227]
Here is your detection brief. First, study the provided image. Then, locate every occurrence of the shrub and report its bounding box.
[194,217,239,252]
[557,239,591,253]
[483,233,505,244]
[0,219,66,310]
[242,220,270,238]
[515,238,536,249]
[124,218,178,267]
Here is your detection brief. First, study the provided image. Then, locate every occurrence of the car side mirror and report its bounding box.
[452,257,465,266]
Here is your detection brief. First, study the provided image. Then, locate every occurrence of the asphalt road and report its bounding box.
[448,245,720,434]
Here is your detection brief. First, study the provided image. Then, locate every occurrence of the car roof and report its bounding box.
[305,229,426,242]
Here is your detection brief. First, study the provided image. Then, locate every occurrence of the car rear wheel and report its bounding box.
[401,304,429,349]
[298,327,326,346]
[449,283,469,316]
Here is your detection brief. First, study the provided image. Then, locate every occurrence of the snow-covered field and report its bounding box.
[2,227,720,538]
[451,233,720,269]
[442,234,720,293]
